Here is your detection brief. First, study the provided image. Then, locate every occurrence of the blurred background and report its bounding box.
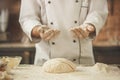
[0,0,120,64]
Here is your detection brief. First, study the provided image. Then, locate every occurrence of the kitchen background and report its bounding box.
[0,0,120,64]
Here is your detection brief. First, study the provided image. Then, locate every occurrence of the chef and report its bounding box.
[19,0,108,65]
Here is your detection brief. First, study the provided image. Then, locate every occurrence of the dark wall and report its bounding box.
[93,0,120,46]
[0,0,23,42]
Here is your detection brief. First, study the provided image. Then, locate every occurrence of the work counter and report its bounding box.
[11,64,120,80]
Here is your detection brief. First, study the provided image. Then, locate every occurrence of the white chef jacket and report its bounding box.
[19,0,108,65]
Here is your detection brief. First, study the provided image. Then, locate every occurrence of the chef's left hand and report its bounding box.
[70,24,95,39]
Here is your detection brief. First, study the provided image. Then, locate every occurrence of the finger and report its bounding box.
[42,27,50,31]
[86,25,95,32]
[69,28,77,38]
[38,27,44,38]
[71,29,82,38]
[44,32,54,41]
[70,27,87,39]
[78,27,89,38]
[39,32,44,38]
[43,29,54,39]
[74,28,84,39]
[54,29,60,35]
[44,29,60,41]
[41,25,50,30]
[70,29,77,38]
[37,27,44,33]
[40,25,50,35]
[71,28,79,38]
[70,27,79,31]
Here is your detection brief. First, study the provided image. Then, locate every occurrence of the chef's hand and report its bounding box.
[70,24,95,39]
[32,25,60,41]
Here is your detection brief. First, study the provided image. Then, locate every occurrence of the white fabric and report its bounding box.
[19,0,108,65]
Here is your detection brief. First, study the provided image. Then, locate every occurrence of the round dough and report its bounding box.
[42,58,76,73]
[92,63,109,73]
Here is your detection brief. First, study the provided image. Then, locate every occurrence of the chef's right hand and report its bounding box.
[32,25,60,41]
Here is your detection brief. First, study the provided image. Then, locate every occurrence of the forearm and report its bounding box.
[19,0,42,41]
[84,0,108,35]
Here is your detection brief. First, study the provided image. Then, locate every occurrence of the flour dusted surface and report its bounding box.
[12,63,120,80]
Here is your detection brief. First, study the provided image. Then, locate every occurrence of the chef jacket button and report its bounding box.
[73,59,76,61]
[48,1,51,4]
[73,40,76,43]
[74,21,77,24]
[52,42,55,45]
[50,22,53,25]
[76,0,79,3]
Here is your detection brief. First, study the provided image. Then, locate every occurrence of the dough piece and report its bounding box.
[42,58,76,73]
[92,63,109,73]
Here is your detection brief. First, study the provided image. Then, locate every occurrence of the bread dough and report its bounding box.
[92,63,109,73]
[42,58,76,73]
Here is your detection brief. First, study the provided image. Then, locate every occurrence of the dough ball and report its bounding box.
[42,58,76,73]
[92,63,109,73]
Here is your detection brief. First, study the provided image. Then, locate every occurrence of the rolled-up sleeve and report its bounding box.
[19,0,41,41]
[84,0,108,36]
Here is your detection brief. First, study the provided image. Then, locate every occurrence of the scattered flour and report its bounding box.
[12,63,120,80]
